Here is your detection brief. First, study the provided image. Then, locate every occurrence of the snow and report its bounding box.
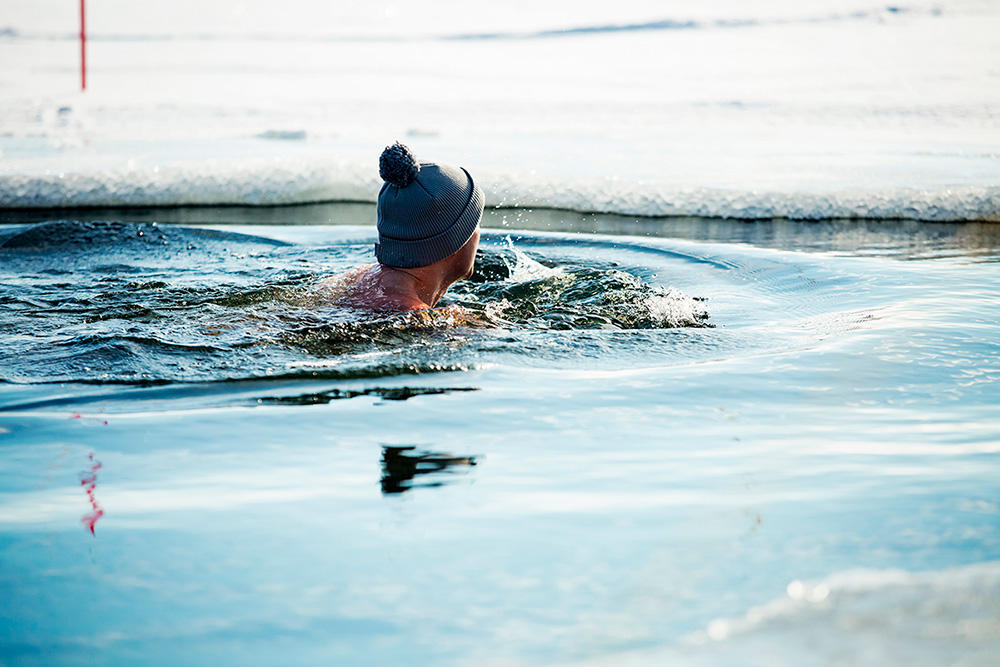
[1,1,998,220]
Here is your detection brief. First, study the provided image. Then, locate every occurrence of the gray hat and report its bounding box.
[375,142,485,269]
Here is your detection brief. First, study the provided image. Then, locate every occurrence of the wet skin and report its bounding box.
[329,228,481,312]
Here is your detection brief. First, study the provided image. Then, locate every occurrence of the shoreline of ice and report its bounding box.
[2,0,998,222]
[2,158,997,222]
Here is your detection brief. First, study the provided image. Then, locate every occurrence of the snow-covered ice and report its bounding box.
[1,0,998,219]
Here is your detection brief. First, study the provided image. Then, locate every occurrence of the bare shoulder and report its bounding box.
[319,265,426,311]
[320,265,373,287]
[316,265,372,300]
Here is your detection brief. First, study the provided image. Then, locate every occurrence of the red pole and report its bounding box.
[80,0,86,90]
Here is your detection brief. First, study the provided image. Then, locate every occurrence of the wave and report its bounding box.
[0,221,715,386]
[1,160,997,221]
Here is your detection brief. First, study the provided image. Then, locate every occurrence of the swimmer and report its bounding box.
[330,142,485,311]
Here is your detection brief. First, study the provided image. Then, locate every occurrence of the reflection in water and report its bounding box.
[259,386,478,405]
[380,446,478,495]
[79,453,104,535]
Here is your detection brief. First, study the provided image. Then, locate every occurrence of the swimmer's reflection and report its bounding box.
[380,446,477,495]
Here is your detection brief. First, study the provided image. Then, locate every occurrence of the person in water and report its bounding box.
[335,142,485,311]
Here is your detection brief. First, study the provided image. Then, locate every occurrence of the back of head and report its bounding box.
[375,142,485,269]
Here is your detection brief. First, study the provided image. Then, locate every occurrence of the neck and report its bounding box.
[376,265,452,309]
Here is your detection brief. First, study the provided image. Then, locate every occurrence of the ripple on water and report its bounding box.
[0,220,873,386]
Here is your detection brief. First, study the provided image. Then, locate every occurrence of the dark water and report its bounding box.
[0,220,708,387]
[1,213,999,667]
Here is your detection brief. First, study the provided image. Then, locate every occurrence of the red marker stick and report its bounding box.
[80,0,86,90]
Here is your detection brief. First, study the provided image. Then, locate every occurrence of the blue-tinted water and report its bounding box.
[1,212,998,666]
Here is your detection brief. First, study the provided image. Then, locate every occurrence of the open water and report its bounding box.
[2,0,999,663]
[1,209,998,666]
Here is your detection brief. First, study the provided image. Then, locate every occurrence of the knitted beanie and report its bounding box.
[375,142,485,269]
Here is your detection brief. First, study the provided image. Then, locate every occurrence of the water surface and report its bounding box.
[1,210,998,666]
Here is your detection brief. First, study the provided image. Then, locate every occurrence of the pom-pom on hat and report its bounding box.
[375,142,485,269]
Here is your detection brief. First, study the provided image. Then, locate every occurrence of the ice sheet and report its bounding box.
[1,1,998,219]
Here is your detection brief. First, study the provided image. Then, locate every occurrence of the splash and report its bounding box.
[452,242,711,330]
[79,453,104,535]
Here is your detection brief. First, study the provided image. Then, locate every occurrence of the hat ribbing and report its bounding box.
[375,143,484,269]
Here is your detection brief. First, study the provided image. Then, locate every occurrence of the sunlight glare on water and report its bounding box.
[0,213,998,666]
